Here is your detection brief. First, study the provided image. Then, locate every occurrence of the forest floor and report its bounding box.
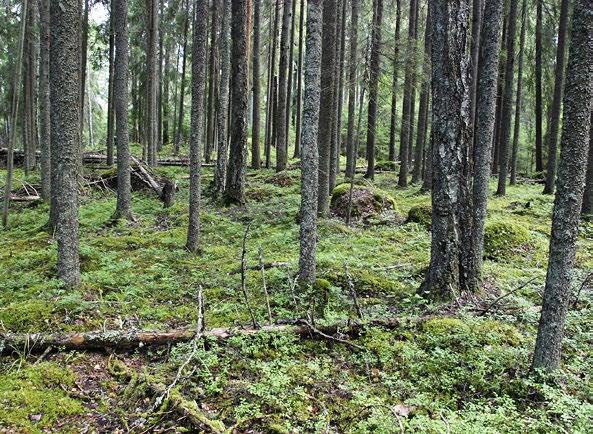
[0,155,592,433]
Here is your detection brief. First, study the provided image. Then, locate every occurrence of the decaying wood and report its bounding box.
[0,316,433,355]
[229,261,290,275]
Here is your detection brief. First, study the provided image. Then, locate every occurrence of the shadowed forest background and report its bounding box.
[0,0,592,432]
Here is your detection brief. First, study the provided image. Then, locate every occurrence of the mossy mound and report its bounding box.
[330,183,397,221]
[406,204,432,229]
[484,221,531,260]
[375,160,398,171]
[265,170,297,187]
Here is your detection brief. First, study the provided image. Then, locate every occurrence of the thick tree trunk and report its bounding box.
[345,0,359,179]
[468,0,483,146]
[298,0,322,285]
[466,0,503,292]
[213,0,231,197]
[205,0,218,164]
[364,0,383,181]
[38,0,51,200]
[534,0,544,173]
[224,0,250,204]
[397,0,417,187]
[146,0,160,166]
[275,0,293,172]
[387,0,402,163]
[420,0,470,298]
[251,0,262,168]
[510,0,527,185]
[293,0,305,158]
[186,0,208,253]
[174,0,191,155]
[113,0,133,221]
[543,0,570,195]
[106,13,115,166]
[317,0,337,215]
[582,113,593,216]
[79,0,89,151]
[50,0,81,287]
[533,0,593,371]
[495,0,518,196]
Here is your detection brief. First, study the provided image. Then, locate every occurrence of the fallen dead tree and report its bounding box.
[0,316,432,356]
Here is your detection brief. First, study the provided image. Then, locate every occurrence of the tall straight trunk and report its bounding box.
[495,0,518,195]
[174,0,191,154]
[510,0,527,185]
[284,0,297,148]
[468,0,483,145]
[492,14,507,174]
[317,0,337,215]
[79,0,89,149]
[345,0,359,178]
[162,39,171,147]
[407,0,420,168]
[146,0,160,166]
[534,0,544,172]
[294,0,305,158]
[186,0,208,253]
[264,0,281,168]
[466,0,503,292]
[420,0,471,298]
[214,0,231,197]
[27,0,39,174]
[50,0,81,287]
[387,0,402,162]
[328,0,343,189]
[331,0,346,187]
[106,12,115,166]
[2,0,28,228]
[533,0,593,371]
[299,0,322,284]
[38,0,50,199]
[113,0,132,221]
[397,0,417,186]
[412,7,432,184]
[205,0,218,164]
[582,112,593,216]
[251,0,262,168]
[224,0,250,204]
[364,0,383,180]
[543,0,570,194]
[22,5,32,175]
[275,0,293,172]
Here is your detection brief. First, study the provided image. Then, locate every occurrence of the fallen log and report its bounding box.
[229,261,290,275]
[8,194,41,202]
[0,317,432,355]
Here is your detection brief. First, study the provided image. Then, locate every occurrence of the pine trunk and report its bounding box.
[345,0,359,178]
[275,0,293,172]
[510,0,527,185]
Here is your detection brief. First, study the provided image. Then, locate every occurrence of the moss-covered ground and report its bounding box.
[1,160,592,432]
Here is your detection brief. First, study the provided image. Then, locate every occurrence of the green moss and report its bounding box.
[0,300,54,331]
[406,204,432,229]
[374,160,397,171]
[423,317,471,336]
[330,183,397,218]
[0,362,84,431]
[484,221,531,260]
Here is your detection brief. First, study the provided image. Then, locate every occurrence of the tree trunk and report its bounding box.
[331,0,346,188]
[468,0,483,146]
[186,0,208,253]
[345,0,359,179]
[224,0,250,204]
[38,0,51,200]
[420,0,471,298]
[113,0,133,221]
[293,0,305,158]
[582,113,593,217]
[543,0,570,194]
[284,0,297,149]
[317,0,337,215]
[387,0,402,163]
[146,0,160,167]
[205,0,218,164]
[213,0,231,197]
[364,0,383,181]
[106,12,115,166]
[162,36,171,148]
[275,0,293,172]
[174,0,191,155]
[251,0,262,168]
[1,0,28,228]
[492,15,506,174]
[79,0,89,151]
[298,0,322,285]
[532,0,593,371]
[466,0,504,292]
[510,0,527,185]
[397,0,417,187]
[50,0,81,287]
[264,0,281,169]
[534,0,544,173]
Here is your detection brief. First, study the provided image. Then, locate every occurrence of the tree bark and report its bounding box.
[275,0,293,172]
[387,0,402,163]
[364,0,383,181]
[251,0,262,168]
[298,0,322,285]
[468,0,483,146]
[534,0,544,173]
[293,0,305,158]
[345,0,359,179]
[543,0,570,194]
[174,0,191,155]
[582,113,593,217]
[224,0,250,204]
[205,0,219,164]
[106,11,115,166]
[38,0,51,200]
[510,0,527,185]
[113,0,133,221]
[284,0,297,149]
[317,0,337,215]
[146,0,160,166]
[495,0,519,196]
[264,0,281,168]
[186,0,208,253]
[533,0,593,371]
[79,0,89,151]
[50,0,81,287]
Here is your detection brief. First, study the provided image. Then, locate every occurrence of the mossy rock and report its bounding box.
[484,221,531,260]
[330,183,397,221]
[265,170,297,187]
[406,204,432,229]
[374,160,397,171]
